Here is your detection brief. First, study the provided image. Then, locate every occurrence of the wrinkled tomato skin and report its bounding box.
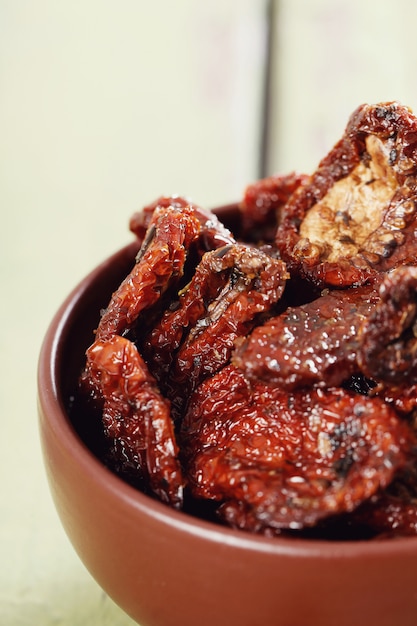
[276,102,417,288]
[233,282,379,390]
[182,366,412,533]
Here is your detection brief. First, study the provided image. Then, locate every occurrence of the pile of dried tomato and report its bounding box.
[80,102,417,540]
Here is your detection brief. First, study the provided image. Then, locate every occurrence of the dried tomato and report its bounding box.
[233,281,380,390]
[276,102,417,287]
[181,365,412,532]
[82,335,184,507]
[97,200,234,341]
[358,265,417,384]
[239,171,308,243]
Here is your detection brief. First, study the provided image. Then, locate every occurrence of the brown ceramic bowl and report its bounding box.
[38,205,417,626]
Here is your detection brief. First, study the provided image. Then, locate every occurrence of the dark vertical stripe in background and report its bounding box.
[259,0,276,179]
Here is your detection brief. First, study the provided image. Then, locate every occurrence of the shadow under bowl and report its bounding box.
[37,205,417,626]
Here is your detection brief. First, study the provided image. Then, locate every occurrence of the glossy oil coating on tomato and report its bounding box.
[232,281,380,390]
[181,365,412,532]
[358,265,417,384]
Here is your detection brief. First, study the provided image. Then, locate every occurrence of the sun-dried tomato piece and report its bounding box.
[232,281,380,390]
[358,266,417,384]
[82,335,184,508]
[129,195,234,253]
[144,243,288,418]
[129,195,193,241]
[351,461,417,537]
[96,204,201,341]
[182,365,411,532]
[276,102,417,287]
[239,171,308,243]
[97,200,234,342]
[375,383,417,416]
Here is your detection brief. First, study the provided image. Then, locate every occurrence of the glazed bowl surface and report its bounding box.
[37,205,417,626]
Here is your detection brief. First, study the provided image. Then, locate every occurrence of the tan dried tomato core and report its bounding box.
[299,135,399,263]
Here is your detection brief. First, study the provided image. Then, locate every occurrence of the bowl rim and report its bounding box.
[38,238,417,560]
